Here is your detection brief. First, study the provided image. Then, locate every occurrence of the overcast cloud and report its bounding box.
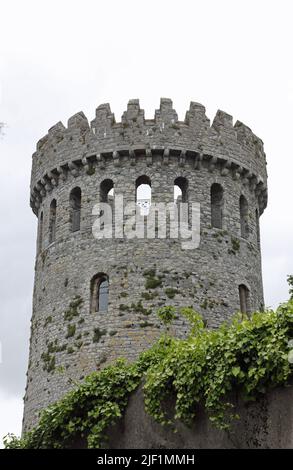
[0,0,292,445]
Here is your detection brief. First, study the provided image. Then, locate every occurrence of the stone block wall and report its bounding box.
[106,382,293,449]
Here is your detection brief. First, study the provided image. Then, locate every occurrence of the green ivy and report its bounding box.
[5,298,293,449]
[157,306,177,326]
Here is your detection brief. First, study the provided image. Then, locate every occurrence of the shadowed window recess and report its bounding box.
[49,199,57,244]
[38,211,43,253]
[100,179,114,204]
[211,183,224,229]
[239,284,250,314]
[240,195,249,239]
[174,177,188,204]
[69,187,81,232]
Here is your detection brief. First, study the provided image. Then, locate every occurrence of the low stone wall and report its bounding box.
[106,382,293,449]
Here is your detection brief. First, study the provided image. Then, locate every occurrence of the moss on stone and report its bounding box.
[44,316,52,327]
[231,237,240,253]
[139,321,154,328]
[145,277,162,289]
[130,300,152,316]
[66,324,76,338]
[165,288,179,299]
[93,328,107,343]
[119,304,130,311]
[86,167,96,176]
[64,296,83,321]
[141,291,158,301]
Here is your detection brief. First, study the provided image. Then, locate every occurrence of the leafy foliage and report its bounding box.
[157,306,177,326]
[4,298,293,449]
[5,360,141,449]
[144,302,293,428]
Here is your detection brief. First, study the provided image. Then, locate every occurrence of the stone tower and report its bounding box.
[23,98,268,431]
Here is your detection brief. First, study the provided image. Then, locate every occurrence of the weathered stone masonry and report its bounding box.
[23,98,268,432]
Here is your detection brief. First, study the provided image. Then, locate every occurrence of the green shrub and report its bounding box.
[157,306,177,326]
[5,298,293,449]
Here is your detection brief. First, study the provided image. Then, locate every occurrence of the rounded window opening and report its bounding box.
[69,187,81,232]
[136,175,151,215]
[100,179,114,204]
[91,274,109,313]
[211,183,224,229]
[174,177,188,204]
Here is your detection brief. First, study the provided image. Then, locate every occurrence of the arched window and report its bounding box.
[136,175,151,215]
[38,211,43,253]
[240,195,249,239]
[49,199,57,244]
[69,187,81,232]
[91,274,109,313]
[239,284,250,314]
[211,183,224,229]
[174,177,188,203]
[100,179,114,203]
[255,208,260,246]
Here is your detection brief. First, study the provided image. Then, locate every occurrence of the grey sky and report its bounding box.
[0,0,292,444]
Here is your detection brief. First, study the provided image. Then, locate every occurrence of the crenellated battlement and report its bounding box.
[30,98,267,214]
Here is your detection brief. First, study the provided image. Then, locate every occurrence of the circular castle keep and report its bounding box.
[23,98,268,431]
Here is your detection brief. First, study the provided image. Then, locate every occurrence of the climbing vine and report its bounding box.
[4,297,293,449]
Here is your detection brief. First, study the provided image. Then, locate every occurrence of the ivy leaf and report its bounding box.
[231,366,241,377]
